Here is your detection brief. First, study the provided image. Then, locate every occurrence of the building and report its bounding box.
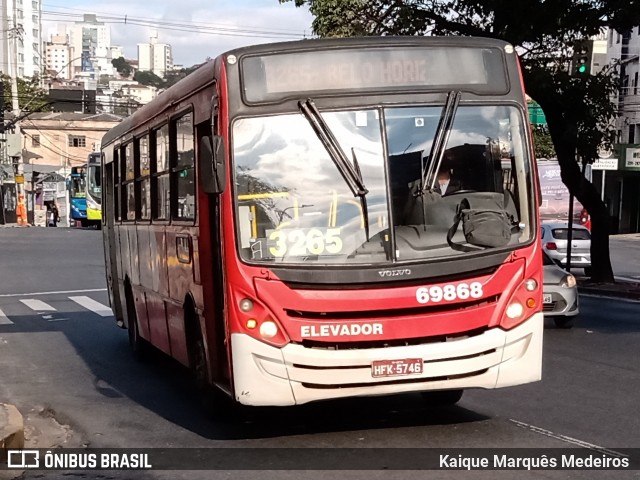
[0,0,44,78]
[45,34,73,80]
[1,111,122,225]
[608,27,640,143]
[595,27,640,233]
[137,34,173,78]
[67,14,114,81]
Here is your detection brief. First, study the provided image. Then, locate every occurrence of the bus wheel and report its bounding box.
[126,287,146,360]
[421,389,464,406]
[186,309,216,413]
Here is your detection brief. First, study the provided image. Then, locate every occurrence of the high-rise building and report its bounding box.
[137,33,173,78]
[68,14,113,80]
[0,0,44,78]
[45,34,73,80]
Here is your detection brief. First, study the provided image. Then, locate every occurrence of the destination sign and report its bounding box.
[241,46,508,103]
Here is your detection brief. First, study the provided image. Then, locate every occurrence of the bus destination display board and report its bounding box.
[241,47,508,103]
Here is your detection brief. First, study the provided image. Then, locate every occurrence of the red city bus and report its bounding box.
[101,36,543,408]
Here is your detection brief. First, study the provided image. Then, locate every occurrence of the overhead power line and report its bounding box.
[41,10,310,40]
[42,3,309,34]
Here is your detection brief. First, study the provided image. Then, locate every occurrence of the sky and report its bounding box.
[41,0,315,67]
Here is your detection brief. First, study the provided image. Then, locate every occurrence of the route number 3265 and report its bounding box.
[415,282,483,304]
[268,228,343,257]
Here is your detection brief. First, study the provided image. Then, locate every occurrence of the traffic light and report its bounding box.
[571,39,594,76]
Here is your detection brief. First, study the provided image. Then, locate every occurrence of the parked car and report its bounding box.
[541,222,592,276]
[542,251,579,328]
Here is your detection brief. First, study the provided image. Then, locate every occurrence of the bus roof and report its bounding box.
[101,36,516,148]
[223,35,513,57]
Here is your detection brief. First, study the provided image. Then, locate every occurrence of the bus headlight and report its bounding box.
[233,290,289,347]
[239,298,254,312]
[505,302,524,319]
[259,321,279,339]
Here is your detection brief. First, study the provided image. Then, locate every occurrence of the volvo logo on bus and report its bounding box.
[378,268,412,278]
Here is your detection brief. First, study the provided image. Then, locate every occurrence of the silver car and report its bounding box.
[541,222,592,276]
[543,251,579,328]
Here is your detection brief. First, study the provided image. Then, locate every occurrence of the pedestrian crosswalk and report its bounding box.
[68,296,113,317]
[20,299,57,311]
[0,307,12,325]
[0,293,113,325]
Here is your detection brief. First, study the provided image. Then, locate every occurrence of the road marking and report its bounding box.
[19,299,57,312]
[0,288,107,298]
[510,419,628,457]
[69,296,113,317]
[0,308,13,325]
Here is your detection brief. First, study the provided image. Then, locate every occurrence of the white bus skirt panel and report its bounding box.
[230,312,543,406]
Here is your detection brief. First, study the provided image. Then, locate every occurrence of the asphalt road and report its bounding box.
[0,228,639,480]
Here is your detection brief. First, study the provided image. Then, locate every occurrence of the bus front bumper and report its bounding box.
[230,312,543,406]
[87,207,101,221]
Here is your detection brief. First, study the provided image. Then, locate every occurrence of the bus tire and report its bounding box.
[185,304,240,419]
[421,389,464,406]
[185,304,216,411]
[125,285,147,360]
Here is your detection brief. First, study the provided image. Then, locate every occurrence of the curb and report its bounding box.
[0,403,24,460]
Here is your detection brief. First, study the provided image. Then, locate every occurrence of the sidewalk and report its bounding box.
[576,277,640,301]
[0,403,24,460]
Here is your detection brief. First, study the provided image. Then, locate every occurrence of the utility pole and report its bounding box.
[8,0,27,225]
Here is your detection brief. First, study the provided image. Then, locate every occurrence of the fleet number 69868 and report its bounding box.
[415,282,484,304]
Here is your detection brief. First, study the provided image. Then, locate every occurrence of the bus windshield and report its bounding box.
[88,165,102,200]
[70,175,86,198]
[233,104,532,265]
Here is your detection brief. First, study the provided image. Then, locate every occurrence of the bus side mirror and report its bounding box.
[199,135,226,194]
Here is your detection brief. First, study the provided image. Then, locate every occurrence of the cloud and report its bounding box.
[43,0,314,67]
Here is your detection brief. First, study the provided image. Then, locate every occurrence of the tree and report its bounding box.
[112,56,133,78]
[133,70,165,89]
[1,74,51,114]
[532,126,557,159]
[280,0,640,283]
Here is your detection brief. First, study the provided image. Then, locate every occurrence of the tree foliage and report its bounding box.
[1,74,51,114]
[532,126,557,160]
[133,70,165,89]
[280,0,640,282]
[111,57,133,78]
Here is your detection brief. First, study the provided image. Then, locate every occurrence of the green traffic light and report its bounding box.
[578,64,587,74]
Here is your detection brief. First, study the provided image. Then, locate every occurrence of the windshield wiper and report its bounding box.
[299,99,370,240]
[420,91,461,195]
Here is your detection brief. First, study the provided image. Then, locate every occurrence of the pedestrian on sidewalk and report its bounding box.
[46,200,60,227]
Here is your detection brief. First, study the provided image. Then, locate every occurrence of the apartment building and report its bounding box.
[137,35,173,78]
[0,0,44,77]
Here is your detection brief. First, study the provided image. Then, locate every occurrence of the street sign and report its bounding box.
[625,147,640,169]
[592,157,618,170]
[15,174,24,184]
